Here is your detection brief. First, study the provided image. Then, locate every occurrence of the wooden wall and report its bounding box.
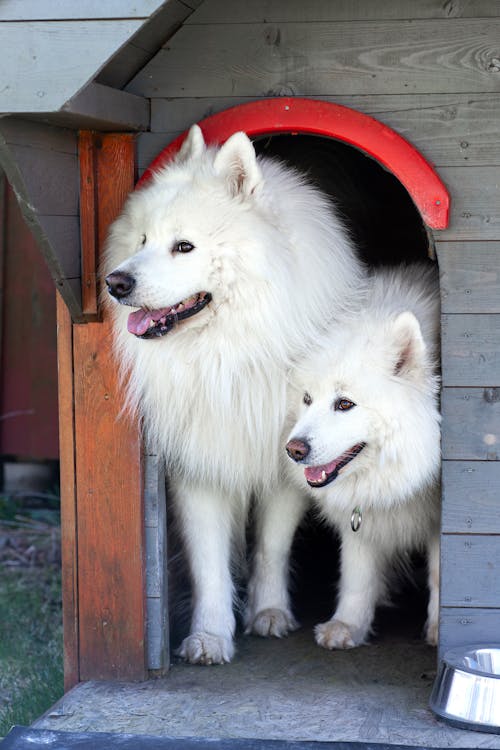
[125,0,500,655]
[0,177,58,460]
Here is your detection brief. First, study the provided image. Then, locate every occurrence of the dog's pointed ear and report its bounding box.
[176,124,205,163]
[392,311,426,377]
[213,132,262,197]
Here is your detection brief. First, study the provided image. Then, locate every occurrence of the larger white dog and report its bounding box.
[286,264,441,649]
[103,125,363,664]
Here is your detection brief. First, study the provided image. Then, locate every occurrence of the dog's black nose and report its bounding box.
[286,437,310,462]
[105,271,135,299]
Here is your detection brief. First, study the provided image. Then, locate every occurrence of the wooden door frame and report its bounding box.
[58,133,147,688]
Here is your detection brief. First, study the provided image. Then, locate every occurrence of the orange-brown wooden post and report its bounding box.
[58,133,146,688]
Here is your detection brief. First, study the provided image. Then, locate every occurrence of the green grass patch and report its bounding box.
[0,566,63,737]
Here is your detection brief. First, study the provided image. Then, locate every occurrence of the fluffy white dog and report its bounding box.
[286,264,441,649]
[103,125,363,664]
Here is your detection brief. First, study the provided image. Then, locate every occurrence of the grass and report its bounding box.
[0,493,63,738]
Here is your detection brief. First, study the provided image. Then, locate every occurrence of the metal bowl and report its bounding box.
[430,644,500,733]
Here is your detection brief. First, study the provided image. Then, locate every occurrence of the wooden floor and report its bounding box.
[33,628,500,747]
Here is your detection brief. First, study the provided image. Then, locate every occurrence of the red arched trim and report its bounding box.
[138,98,449,230]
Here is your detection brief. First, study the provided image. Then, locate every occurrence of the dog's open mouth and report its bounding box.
[127,292,212,338]
[304,443,366,488]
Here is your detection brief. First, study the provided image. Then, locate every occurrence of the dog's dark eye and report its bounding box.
[335,398,355,412]
[174,241,195,254]
[140,234,146,245]
[303,392,312,406]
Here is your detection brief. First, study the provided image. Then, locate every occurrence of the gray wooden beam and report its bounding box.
[0,117,83,321]
[126,19,500,98]
[442,314,500,386]
[438,241,500,313]
[440,607,500,659]
[0,1,167,20]
[0,20,146,113]
[97,1,198,90]
[442,461,500,534]
[188,0,500,24]
[442,387,500,461]
[60,83,149,132]
[441,534,500,608]
[144,453,169,673]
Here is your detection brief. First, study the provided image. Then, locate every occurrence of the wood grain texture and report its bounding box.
[0,0,165,20]
[127,19,500,98]
[442,387,500,460]
[73,133,145,681]
[0,20,143,112]
[144,453,169,671]
[79,133,98,318]
[442,461,500,534]
[441,534,500,607]
[146,93,500,168]
[441,314,500,386]
[0,118,82,319]
[188,0,500,24]
[95,0,196,90]
[437,241,500,313]
[56,291,79,690]
[439,607,500,658]
[0,181,59,459]
[73,320,146,681]
[63,84,149,132]
[435,167,500,241]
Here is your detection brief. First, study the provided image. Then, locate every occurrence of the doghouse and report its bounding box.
[1,1,499,745]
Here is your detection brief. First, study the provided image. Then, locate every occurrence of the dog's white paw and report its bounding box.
[246,607,298,638]
[314,619,359,650]
[425,619,438,647]
[177,632,234,665]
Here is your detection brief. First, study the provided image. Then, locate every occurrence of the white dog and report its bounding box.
[103,125,363,664]
[286,264,441,649]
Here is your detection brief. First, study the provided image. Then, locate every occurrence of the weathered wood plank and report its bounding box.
[442,387,500,460]
[62,83,149,132]
[441,314,500,387]
[442,461,500,534]
[34,216,81,280]
[189,0,500,24]
[74,134,146,682]
[144,453,169,671]
[144,93,500,169]
[97,1,197,90]
[56,291,79,690]
[0,1,166,20]
[0,119,82,320]
[439,607,500,659]
[437,241,500,313]
[127,20,500,98]
[441,534,500,607]
[0,117,76,153]
[436,167,500,241]
[79,133,98,319]
[0,20,143,112]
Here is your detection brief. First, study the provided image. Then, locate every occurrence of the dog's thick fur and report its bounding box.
[103,126,363,664]
[286,263,441,649]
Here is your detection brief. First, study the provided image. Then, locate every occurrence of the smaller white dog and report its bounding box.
[286,264,441,649]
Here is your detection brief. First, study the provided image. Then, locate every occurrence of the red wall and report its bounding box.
[0,176,59,460]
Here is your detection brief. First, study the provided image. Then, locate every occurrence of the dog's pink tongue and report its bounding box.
[127,308,171,336]
[304,457,341,484]
[127,309,152,336]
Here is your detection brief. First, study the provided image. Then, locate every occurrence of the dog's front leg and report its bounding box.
[174,482,236,664]
[425,530,440,646]
[245,484,306,637]
[315,536,386,649]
